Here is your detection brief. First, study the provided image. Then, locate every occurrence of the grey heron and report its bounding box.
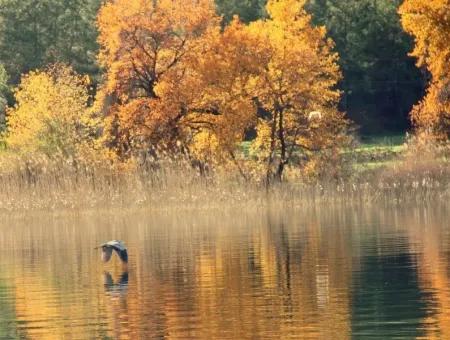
[95,240,128,263]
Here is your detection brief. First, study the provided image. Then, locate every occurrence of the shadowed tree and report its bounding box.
[215,0,265,23]
[306,0,425,134]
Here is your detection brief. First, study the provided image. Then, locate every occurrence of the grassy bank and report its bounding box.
[0,136,449,212]
[353,134,407,171]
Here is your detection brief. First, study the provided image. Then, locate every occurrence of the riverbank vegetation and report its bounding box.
[0,0,449,210]
[0,138,448,211]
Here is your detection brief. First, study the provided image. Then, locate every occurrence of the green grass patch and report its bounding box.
[352,134,407,172]
[357,134,406,151]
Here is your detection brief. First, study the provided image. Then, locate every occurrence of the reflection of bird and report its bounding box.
[95,240,128,263]
[103,271,129,297]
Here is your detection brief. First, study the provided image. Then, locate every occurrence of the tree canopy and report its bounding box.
[1,0,447,183]
[0,0,428,136]
[0,0,101,82]
[213,0,426,134]
[94,0,348,181]
[246,0,347,181]
[96,0,224,153]
[4,64,97,156]
[400,0,450,138]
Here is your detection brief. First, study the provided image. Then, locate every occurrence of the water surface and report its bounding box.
[0,205,449,339]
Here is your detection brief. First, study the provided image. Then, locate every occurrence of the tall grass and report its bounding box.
[0,144,449,212]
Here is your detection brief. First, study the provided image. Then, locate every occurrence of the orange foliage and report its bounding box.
[96,0,349,180]
[400,0,450,138]
[246,0,348,181]
[97,0,232,154]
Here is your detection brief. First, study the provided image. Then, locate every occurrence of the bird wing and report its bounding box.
[103,272,113,286]
[99,241,128,263]
[106,240,126,251]
[102,247,113,262]
[112,247,128,263]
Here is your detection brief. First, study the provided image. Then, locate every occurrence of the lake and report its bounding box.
[0,204,449,339]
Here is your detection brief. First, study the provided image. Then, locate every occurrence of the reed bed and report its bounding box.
[0,149,449,212]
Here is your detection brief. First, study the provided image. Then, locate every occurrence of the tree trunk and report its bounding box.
[275,107,286,182]
[265,111,278,188]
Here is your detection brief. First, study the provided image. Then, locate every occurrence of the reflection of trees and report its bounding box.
[0,214,123,339]
[0,280,19,338]
[347,207,450,338]
[351,251,427,338]
[0,209,356,339]
[5,207,450,338]
[182,212,354,339]
[405,208,450,339]
[10,268,112,339]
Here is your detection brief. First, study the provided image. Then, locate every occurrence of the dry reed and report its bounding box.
[0,147,449,212]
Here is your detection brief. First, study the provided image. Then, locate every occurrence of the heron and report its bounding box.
[95,240,128,264]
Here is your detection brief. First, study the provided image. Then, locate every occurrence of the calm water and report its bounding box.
[0,205,449,339]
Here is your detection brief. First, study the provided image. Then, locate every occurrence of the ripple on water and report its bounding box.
[0,206,449,339]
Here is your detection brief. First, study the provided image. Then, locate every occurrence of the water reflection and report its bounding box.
[352,251,428,338]
[102,271,130,339]
[104,271,128,297]
[0,205,448,339]
[406,208,450,339]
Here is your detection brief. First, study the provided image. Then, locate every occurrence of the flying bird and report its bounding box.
[95,240,128,263]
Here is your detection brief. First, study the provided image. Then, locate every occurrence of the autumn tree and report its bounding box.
[399,0,450,138]
[247,0,348,182]
[96,0,349,181]
[4,64,98,156]
[96,0,257,160]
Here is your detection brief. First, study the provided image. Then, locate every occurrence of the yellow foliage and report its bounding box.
[97,0,226,152]
[399,0,450,137]
[250,119,273,160]
[95,0,349,181]
[245,0,348,181]
[189,130,220,161]
[4,64,100,157]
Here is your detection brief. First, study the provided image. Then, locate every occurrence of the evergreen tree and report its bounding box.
[215,0,265,23]
[0,0,101,83]
[306,0,425,133]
